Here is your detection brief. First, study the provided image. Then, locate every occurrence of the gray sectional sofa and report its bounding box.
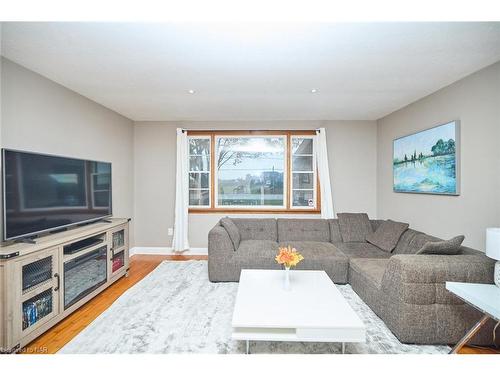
[208,216,497,346]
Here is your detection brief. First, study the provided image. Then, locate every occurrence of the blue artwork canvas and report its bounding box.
[393,121,459,195]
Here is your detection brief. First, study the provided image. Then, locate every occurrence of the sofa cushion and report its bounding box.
[366,220,409,253]
[407,233,443,254]
[337,213,372,242]
[278,219,330,242]
[329,219,343,242]
[416,235,465,255]
[334,242,391,259]
[370,219,385,232]
[392,229,424,254]
[220,217,240,250]
[349,258,390,288]
[348,259,389,321]
[235,240,279,258]
[231,218,278,241]
[278,241,349,283]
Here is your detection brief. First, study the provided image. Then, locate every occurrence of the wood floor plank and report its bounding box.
[20,254,497,355]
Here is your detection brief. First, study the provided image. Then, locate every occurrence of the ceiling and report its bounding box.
[2,22,500,121]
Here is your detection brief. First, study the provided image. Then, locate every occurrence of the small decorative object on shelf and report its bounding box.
[275,245,304,291]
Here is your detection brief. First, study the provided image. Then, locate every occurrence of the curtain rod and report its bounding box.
[181,129,321,133]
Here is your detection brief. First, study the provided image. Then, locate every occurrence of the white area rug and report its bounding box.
[59,261,449,354]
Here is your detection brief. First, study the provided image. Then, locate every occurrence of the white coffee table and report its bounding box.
[231,269,366,354]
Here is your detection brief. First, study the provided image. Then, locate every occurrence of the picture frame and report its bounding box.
[393,120,460,195]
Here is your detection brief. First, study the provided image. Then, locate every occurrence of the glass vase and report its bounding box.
[283,266,291,291]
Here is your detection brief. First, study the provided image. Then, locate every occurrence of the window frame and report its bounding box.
[188,135,211,209]
[187,130,321,214]
[290,135,318,210]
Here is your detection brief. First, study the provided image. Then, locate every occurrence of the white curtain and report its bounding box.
[172,128,190,252]
[315,128,335,219]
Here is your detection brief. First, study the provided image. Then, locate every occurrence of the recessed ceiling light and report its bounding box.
[310,88,318,93]
[188,89,196,94]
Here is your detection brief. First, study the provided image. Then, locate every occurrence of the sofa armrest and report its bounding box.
[381,254,494,305]
[208,224,240,282]
[208,225,235,258]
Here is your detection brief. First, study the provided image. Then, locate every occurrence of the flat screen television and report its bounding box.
[2,149,112,241]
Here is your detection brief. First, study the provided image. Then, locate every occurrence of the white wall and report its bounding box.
[377,61,500,250]
[134,120,377,248]
[1,58,135,244]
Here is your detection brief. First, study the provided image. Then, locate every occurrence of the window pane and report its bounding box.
[189,173,209,189]
[292,155,313,171]
[189,189,210,206]
[292,138,313,154]
[189,138,210,156]
[292,190,314,207]
[292,173,314,189]
[216,137,285,207]
[218,170,284,206]
[189,156,210,171]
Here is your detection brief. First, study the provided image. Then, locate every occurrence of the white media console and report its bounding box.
[0,218,130,353]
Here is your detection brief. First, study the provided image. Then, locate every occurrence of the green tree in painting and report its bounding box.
[431,138,455,156]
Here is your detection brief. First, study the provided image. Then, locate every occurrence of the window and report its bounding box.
[216,135,286,208]
[291,136,316,208]
[188,137,210,207]
[188,131,319,213]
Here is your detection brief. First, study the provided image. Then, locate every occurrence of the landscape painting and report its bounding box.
[393,121,459,195]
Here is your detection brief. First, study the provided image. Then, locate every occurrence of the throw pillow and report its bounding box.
[416,235,465,255]
[366,220,409,252]
[220,217,240,250]
[337,213,373,242]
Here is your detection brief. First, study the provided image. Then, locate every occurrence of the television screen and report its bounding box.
[2,149,112,241]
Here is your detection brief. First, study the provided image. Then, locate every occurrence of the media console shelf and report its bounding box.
[0,218,130,353]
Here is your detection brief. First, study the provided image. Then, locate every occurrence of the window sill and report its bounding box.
[188,208,321,214]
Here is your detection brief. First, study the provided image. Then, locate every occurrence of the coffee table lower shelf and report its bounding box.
[232,326,365,354]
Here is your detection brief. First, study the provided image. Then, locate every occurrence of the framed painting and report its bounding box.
[393,120,460,195]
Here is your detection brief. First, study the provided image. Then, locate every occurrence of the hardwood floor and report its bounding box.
[21,254,498,354]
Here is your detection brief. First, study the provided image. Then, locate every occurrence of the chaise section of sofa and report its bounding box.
[349,245,496,345]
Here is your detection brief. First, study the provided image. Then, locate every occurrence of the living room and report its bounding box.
[1,1,500,373]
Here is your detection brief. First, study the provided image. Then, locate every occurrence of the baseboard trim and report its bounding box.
[130,247,208,256]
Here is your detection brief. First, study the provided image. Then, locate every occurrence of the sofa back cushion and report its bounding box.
[392,229,424,254]
[366,220,409,253]
[405,233,443,254]
[337,213,373,242]
[277,219,330,242]
[329,219,343,242]
[370,220,385,232]
[230,218,278,241]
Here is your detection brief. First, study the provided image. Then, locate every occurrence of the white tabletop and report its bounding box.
[232,269,365,343]
[446,282,500,321]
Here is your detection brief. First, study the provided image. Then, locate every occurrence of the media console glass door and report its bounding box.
[12,247,60,344]
[110,227,128,277]
[64,246,107,309]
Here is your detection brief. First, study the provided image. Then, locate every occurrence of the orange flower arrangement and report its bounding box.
[275,245,304,268]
